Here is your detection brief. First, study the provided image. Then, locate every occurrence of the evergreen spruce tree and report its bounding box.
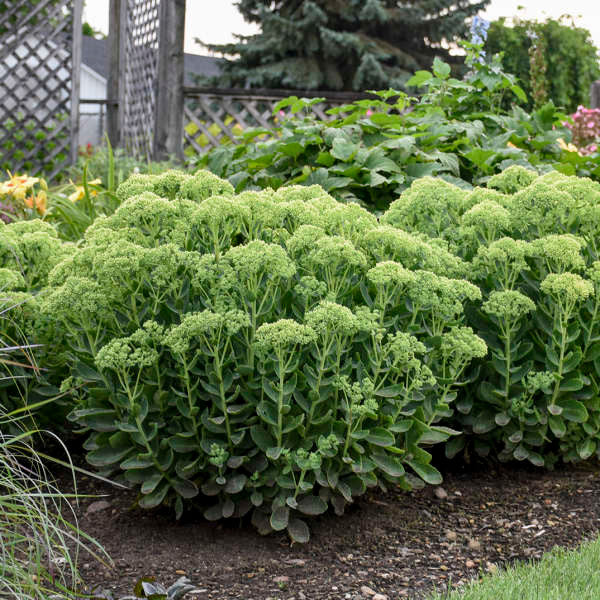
[202,0,491,91]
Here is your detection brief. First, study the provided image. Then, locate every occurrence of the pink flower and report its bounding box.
[590,144,598,152]
[366,109,373,116]
[279,110,285,117]
[588,122,595,128]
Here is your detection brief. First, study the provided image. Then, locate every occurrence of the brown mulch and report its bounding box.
[60,460,600,600]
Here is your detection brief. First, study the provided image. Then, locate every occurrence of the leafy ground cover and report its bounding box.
[62,461,600,599]
[197,50,600,212]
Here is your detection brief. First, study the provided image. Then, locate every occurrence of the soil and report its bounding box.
[60,459,600,600]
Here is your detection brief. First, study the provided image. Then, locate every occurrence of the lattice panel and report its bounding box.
[121,0,161,158]
[0,0,76,180]
[183,92,350,155]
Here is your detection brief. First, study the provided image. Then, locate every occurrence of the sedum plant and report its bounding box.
[435,170,600,465]
[42,169,485,542]
[10,164,600,536]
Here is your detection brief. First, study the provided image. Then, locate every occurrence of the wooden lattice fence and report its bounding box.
[183,87,373,155]
[118,0,161,157]
[0,0,83,180]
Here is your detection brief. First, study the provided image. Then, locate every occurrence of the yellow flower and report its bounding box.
[35,190,47,215]
[68,186,84,202]
[557,138,580,154]
[68,178,102,202]
[506,141,517,148]
[0,172,39,199]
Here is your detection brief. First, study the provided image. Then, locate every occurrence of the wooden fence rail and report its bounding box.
[182,87,376,155]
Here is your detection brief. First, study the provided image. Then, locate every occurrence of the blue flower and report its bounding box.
[470,15,490,44]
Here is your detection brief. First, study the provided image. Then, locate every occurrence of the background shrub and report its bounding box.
[486,16,600,113]
[195,53,600,212]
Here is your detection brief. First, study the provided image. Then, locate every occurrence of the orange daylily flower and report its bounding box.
[24,190,47,215]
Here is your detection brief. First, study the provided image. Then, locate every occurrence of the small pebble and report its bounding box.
[85,500,111,515]
[486,562,499,574]
[446,530,457,541]
[434,486,448,500]
[361,585,376,596]
[287,559,306,566]
[468,538,481,550]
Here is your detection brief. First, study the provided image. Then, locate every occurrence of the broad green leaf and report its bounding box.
[511,84,528,103]
[297,495,327,516]
[445,435,465,459]
[279,141,305,159]
[513,445,529,461]
[375,384,406,398]
[168,435,198,453]
[548,415,566,438]
[330,137,359,161]
[494,412,511,427]
[369,113,403,127]
[250,426,275,452]
[204,503,223,521]
[171,478,199,499]
[407,459,442,485]
[139,481,169,509]
[287,517,310,543]
[371,453,405,477]
[407,70,433,87]
[432,57,451,80]
[141,472,163,494]
[365,427,395,447]
[270,506,289,531]
[472,411,496,434]
[577,439,596,460]
[120,455,154,469]
[87,445,133,467]
[559,399,588,422]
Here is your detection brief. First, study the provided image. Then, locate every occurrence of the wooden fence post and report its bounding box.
[591,81,600,109]
[70,0,84,164]
[107,0,121,147]
[153,0,186,161]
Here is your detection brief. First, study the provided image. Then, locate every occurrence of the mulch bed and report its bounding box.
[61,460,600,600]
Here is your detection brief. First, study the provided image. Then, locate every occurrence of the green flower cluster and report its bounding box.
[442,168,600,466]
